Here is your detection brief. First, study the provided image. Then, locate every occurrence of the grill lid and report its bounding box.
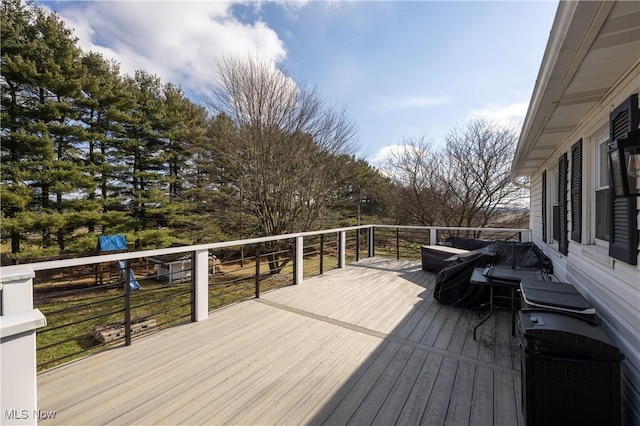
[519,310,624,360]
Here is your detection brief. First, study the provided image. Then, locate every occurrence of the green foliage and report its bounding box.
[5,246,60,260]
[132,229,181,250]
[0,0,393,259]
[64,233,100,254]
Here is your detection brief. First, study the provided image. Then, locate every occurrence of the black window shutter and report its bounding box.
[542,170,547,242]
[571,140,582,243]
[558,153,569,255]
[608,94,638,265]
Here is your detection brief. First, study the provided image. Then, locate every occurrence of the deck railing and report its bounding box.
[0,224,528,425]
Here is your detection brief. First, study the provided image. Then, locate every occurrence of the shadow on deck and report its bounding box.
[37,258,522,425]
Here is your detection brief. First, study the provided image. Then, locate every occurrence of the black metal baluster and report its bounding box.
[124,260,132,346]
[255,244,261,298]
[320,234,324,275]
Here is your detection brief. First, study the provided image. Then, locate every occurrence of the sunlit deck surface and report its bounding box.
[38,258,522,425]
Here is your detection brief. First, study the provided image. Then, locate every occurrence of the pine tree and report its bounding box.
[32,7,89,250]
[76,52,133,241]
[161,83,216,242]
[116,71,174,248]
[1,0,55,253]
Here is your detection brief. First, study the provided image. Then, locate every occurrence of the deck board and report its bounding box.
[37,258,522,425]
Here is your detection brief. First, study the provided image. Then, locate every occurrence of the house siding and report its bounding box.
[529,172,544,244]
[528,77,640,424]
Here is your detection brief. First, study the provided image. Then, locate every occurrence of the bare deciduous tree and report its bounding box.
[381,136,442,226]
[205,55,358,273]
[383,119,528,236]
[438,119,526,229]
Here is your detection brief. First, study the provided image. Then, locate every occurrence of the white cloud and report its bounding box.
[368,144,403,166]
[373,95,452,113]
[468,102,528,129]
[53,2,287,93]
[368,141,432,170]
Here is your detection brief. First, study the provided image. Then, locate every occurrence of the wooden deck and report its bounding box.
[37,258,522,425]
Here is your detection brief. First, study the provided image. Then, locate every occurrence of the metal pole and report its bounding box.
[191,251,196,322]
[356,229,360,262]
[124,260,132,346]
[338,231,346,268]
[396,228,400,260]
[320,234,324,275]
[369,226,375,257]
[255,244,261,298]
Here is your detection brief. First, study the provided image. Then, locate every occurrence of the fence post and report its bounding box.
[193,249,209,321]
[520,230,531,242]
[430,228,438,245]
[294,236,304,284]
[368,226,375,257]
[396,228,400,260]
[338,231,346,268]
[0,268,46,426]
[356,229,360,262]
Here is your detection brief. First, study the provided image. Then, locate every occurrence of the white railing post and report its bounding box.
[294,236,304,284]
[368,227,375,257]
[0,267,46,426]
[338,231,346,268]
[520,230,531,242]
[193,249,209,322]
[430,228,438,245]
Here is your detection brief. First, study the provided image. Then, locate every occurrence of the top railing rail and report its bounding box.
[0,225,373,275]
[0,224,530,275]
[374,225,529,233]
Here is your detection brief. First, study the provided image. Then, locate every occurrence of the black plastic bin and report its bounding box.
[518,310,624,426]
[520,279,597,320]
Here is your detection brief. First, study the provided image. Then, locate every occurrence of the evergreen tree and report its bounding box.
[162,83,219,243]
[76,52,133,240]
[116,71,176,248]
[190,113,259,241]
[1,0,55,253]
[33,7,90,250]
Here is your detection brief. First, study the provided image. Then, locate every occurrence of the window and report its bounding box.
[594,137,610,242]
[552,170,559,243]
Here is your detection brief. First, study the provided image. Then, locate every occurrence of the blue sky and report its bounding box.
[41,0,559,164]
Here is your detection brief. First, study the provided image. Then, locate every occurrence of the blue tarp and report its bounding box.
[98,235,128,252]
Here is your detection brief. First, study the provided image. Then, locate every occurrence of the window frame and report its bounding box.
[551,168,559,244]
[593,133,610,246]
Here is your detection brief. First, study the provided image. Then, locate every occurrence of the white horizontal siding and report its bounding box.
[529,173,543,242]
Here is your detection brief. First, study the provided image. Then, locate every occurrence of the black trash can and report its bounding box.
[518,310,624,426]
